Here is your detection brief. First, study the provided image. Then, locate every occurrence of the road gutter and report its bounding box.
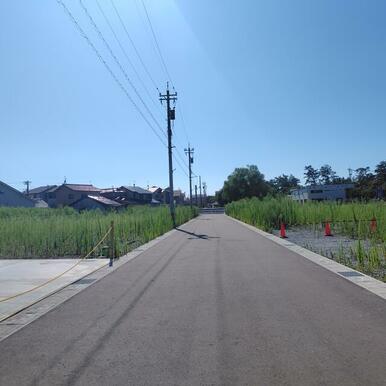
[226,215,386,300]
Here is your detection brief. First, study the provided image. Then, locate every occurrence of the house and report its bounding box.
[71,195,123,212]
[101,186,152,205]
[291,184,355,202]
[26,185,57,202]
[47,184,101,207]
[148,186,163,203]
[0,181,35,208]
[163,188,186,205]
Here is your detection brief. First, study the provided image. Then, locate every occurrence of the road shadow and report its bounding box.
[175,228,220,240]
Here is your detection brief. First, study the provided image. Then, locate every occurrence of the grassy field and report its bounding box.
[226,197,386,281]
[0,206,197,258]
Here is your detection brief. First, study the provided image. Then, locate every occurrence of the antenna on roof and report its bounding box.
[63,176,67,184]
[23,180,32,195]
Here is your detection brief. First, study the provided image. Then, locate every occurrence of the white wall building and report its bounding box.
[291,184,354,202]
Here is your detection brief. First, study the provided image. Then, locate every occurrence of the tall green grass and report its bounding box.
[226,197,385,241]
[226,197,386,281]
[0,206,197,258]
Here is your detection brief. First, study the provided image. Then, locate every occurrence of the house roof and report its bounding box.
[148,186,162,193]
[56,184,101,192]
[121,186,152,195]
[28,185,57,195]
[0,181,35,204]
[87,195,122,207]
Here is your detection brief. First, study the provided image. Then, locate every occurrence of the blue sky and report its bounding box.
[1,0,385,195]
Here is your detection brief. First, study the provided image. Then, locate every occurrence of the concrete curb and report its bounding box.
[226,215,386,300]
[0,216,199,342]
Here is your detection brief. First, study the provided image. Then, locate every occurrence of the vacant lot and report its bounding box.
[226,197,386,281]
[0,206,196,258]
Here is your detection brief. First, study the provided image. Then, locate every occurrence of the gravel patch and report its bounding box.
[273,225,385,282]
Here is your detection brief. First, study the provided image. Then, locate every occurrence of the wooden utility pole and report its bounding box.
[159,83,177,226]
[184,145,194,208]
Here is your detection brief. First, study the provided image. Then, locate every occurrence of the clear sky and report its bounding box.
[1,0,385,195]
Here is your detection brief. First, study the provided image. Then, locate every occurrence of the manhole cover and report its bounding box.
[338,271,364,277]
[76,278,96,285]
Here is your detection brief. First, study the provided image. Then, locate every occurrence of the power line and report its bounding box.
[173,155,189,179]
[79,0,167,140]
[95,0,159,111]
[139,0,190,143]
[110,0,160,92]
[56,0,167,147]
[140,0,173,87]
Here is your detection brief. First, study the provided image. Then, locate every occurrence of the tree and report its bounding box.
[269,174,300,195]
[374,161,386,188]
[319,164,337,185]
[304,165,319,185]
[220,165,269,203]
[349,167,375,200]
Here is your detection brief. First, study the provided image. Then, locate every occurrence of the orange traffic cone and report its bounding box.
[325,222,332,237]
[280,223,287,238]
[370,217,377,233]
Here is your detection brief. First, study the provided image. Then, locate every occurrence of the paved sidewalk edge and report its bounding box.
[0,216,199,342]
[226,215,386,300]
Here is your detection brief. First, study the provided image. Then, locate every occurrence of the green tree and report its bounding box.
[350,167,375,200]
[374,161,386,188]
[221,165,269,203]
[319,164,337,185]
[304,165,320,185]
[269,174,300,195]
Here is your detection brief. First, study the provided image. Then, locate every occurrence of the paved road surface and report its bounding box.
[0,214,385,385]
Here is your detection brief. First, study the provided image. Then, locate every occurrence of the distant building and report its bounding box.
[71,195,123,212]
[26,185,57,202]
[148,186,163,203]
[48,184,101,207]
[291,184,355,202]
[101,186,152,205]
[163,188,186,205]
[0,181,35,208]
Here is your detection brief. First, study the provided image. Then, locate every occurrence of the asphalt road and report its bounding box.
[0,214,385,386]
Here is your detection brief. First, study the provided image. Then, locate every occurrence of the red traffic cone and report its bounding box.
[370,217,377,233]
[325,222,332,237]
[280,223,287,238]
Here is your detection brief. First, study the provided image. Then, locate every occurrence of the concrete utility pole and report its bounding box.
[195,184,198,206]
[184,145,194,208]
[159,83,177,226]
[203,182,207,207]
[199,176,202,208]
[23,180,31,195]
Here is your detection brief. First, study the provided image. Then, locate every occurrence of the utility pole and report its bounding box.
[203,182,207,207]
[23,180,31,195]
[199,176,202,208]
[195,184,198,206]
[184,145,194,208]
[159,83,177,226]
